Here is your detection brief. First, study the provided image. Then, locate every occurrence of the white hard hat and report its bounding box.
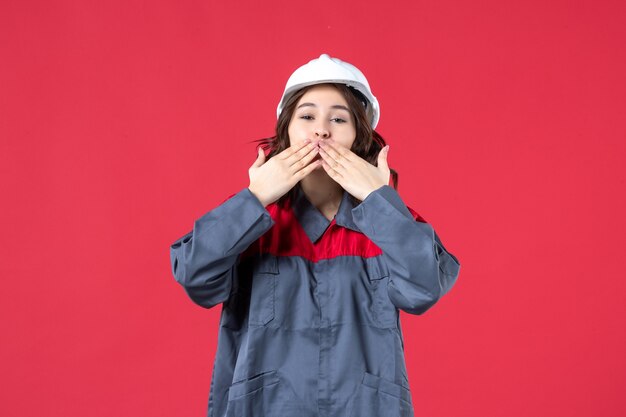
[276,53,380,129]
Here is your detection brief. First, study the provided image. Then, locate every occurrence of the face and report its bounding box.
[288,84,357,161]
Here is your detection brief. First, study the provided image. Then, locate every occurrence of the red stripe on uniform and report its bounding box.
[242,200,383,262]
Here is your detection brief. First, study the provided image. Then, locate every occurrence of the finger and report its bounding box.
[321,159,344,181]
[290,146,319,172]
[320,139,355,162]
[252,146,266,167]
[319,146,346,172]
[295,159,323,179]
[287,142,316,167]
[279,139,311,160]
[377,145,389,171]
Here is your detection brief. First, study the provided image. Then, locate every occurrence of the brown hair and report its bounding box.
[253,83,398,207]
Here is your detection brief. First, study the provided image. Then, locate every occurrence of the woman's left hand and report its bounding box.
[318,138,391,201]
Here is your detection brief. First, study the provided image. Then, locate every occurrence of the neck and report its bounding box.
[299,171,343,218]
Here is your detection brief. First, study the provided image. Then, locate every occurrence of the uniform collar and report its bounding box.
[291,184,361,243]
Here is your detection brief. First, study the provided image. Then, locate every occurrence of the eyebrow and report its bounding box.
[296,103,350,112]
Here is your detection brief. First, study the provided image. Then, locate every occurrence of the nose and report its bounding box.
[314,127,330,139]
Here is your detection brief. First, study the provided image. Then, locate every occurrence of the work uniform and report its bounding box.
[169,184,461,417]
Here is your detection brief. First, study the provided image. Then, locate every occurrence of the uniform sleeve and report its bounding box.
[169,187,275,309]
[351,185,461,315]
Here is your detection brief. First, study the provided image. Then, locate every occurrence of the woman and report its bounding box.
[170,53,461,417]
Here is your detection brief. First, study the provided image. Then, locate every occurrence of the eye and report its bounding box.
[332,118,347,123]
[299,114,314,120]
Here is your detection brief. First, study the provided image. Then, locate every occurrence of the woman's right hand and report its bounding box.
[248,139,321,207]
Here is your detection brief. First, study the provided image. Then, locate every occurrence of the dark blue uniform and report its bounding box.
[170,184,461,417]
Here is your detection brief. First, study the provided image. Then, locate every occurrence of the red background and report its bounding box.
[1,1,625,416]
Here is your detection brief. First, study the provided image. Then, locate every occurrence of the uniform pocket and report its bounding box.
[248,255,278,326]
[349,371,414,417]
[228,370,280,400]
[225,370,279,417]
[365,256,398,328]
[225,370,309,417]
